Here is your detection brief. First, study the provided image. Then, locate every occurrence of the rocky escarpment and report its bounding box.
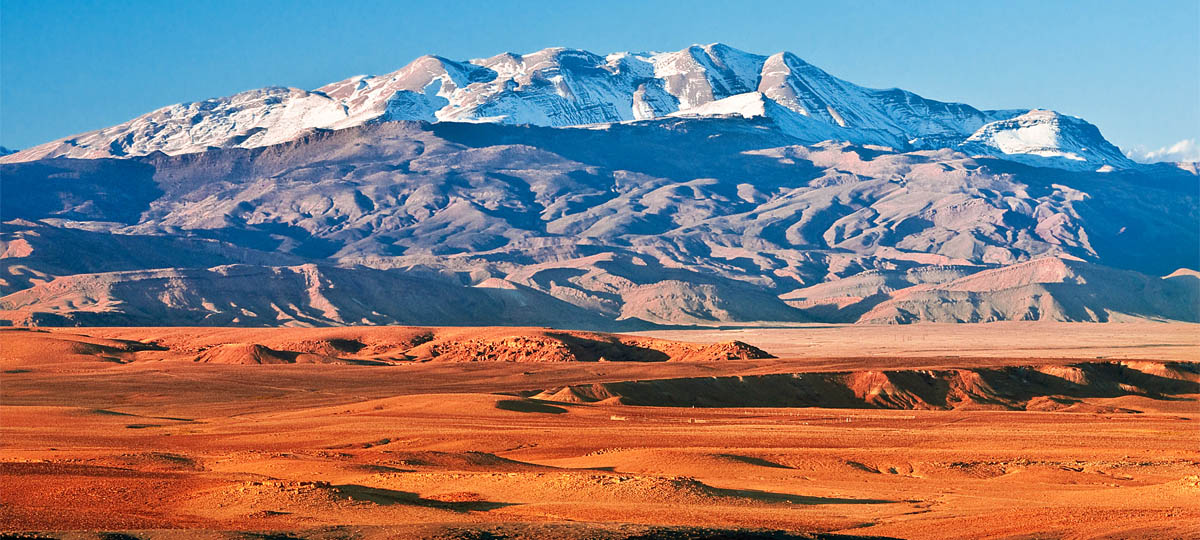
[529,361,1200,411]
[0,327,774,367]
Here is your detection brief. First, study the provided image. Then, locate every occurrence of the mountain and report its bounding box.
[0,263,624,328]
[0,44,1133,171]
[2,116,1196,327]
[856,257,1200,324]
[959,110,1133,171]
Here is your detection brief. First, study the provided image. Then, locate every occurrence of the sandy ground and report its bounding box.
[1,324,1198,539]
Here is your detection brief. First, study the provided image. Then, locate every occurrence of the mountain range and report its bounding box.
[1,44,1133,171]
[1,44,1196,327]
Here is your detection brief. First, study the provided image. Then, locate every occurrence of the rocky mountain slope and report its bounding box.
[1,44,1132,171]
[2,117,1196,327]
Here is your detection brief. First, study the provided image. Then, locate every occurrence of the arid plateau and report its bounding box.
[1,323,1197,539]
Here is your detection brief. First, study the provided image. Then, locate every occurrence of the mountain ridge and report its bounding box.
[0,43,1135,171]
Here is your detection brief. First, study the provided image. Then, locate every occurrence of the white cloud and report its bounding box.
[1125,138,1200,163]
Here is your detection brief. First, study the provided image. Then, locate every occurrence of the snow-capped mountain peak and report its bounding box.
[960,109,1134,170]
[0,43,1135,171]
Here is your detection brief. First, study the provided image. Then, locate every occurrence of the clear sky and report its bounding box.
[2,0,1197,159]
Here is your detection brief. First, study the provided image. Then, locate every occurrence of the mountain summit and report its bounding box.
[1,44,1131,171]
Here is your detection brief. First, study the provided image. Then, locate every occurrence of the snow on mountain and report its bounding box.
[960,110,1134,170]
[670,91,769,119]
[666,92,851,145]
[0,44,1132,171]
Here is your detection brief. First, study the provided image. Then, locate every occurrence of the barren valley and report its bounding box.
[2,323,1197,539]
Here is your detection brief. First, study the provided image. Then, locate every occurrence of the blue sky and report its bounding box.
[2,0,1197,158]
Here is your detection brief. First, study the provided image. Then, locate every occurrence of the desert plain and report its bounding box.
[1,322,1198,540]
